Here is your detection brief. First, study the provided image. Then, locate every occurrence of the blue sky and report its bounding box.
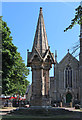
[2,2,80,83]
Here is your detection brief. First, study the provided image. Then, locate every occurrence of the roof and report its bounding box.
[59,51,79,65]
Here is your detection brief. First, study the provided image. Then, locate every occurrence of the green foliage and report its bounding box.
[0,16,29,96]
[64,5,82,32]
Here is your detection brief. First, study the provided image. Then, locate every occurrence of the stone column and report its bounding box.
[30,65,43,106]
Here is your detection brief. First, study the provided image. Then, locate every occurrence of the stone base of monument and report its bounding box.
[30,106,52,109]
[30,96,51,106]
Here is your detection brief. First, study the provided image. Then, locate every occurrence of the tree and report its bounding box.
[64,4,82,56]
[1,16,29,96]
[0,17,2,95]
[64,4,82,32]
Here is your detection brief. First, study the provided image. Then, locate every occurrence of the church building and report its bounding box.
[50,50,80,106]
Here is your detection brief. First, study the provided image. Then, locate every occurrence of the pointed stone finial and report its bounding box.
[55,50,57,62]
[68,49,69,53]
[27,49,29,52]
[48,46,50,49]
[40,7,42,13]
[40,7,42,10]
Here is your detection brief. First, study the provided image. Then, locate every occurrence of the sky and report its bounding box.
[2,2,80,84]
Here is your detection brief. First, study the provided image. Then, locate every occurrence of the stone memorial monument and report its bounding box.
[27,7,55,106]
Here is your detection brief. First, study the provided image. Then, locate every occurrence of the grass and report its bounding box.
[0,113,81,120]
[1,113,81,120]
[2,114,79,118]
[1,107,82,120]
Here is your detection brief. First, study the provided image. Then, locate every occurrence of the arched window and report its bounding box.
[65,66,72,88]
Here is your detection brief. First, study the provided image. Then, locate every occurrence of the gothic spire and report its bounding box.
[32,7,49,55]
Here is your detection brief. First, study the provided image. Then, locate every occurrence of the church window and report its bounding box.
[65,69,67,88]
[65,66,72,88]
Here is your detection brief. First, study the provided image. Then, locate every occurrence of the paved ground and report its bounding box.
[0,107,17,115]
[64,107,82,112]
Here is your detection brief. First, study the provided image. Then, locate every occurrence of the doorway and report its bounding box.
[66,93,72,103]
